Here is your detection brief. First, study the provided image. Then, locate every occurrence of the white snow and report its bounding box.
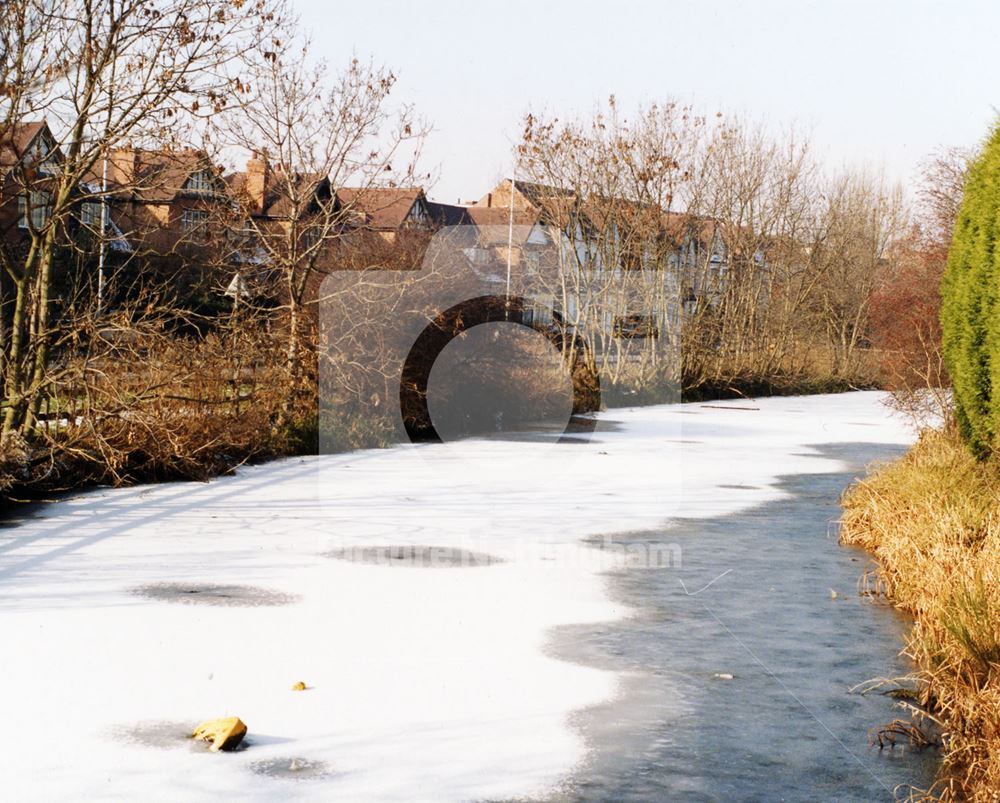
[0,391,915,801]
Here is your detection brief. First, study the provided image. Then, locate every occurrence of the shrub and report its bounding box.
[941,124,1000,456]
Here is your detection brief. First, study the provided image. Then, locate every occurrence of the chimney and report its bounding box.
[109,148,139,186]
[487,192,492,208]
[246,150,269,215]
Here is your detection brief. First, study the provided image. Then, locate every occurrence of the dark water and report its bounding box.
[543,442,939,803]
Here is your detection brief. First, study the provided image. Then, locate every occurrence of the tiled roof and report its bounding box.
[511,180,574,207]
[335,187,425,230]
[227,167,328,218]
[465,206,543,247]
[108,148,221,202]
[0,121,51,169]
[425,201,472,227]
[465,205,538,228]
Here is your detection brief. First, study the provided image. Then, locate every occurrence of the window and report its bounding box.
[184,170,214,194]
[303,226,321,249]
[521,299,553,328]
[406,201,430,228]
[227,225,257,245]
[228,225,265,264]
[181,209,209,241]
[28,133,59,175]
[80,201,103,229]
[18,191,52,230]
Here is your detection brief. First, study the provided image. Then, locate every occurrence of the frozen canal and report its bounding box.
[0,392,936,801]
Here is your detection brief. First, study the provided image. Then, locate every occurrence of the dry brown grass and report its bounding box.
[841,427,1000,800]
[2,328,293,493]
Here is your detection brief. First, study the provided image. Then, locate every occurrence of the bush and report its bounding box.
[941,124,1000,456]
[0,312,316,499]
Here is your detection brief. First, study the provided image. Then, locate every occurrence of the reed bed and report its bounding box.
[841,427,1000,800]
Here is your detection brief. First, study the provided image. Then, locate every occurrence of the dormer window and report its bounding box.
[302,227,321,249]
[26,132,59,175]
[406,200,430,228]
[184,170,214,195]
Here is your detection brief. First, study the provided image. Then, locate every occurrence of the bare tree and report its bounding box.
[918,146,972,250]
[516,97,704,396]
[807,169,907,378]
[514,104,915,397]
[0,0,51,130]
[216,38,427,416]
[682,119,821,391]
[0,0,284,441]
[871,147,972,424]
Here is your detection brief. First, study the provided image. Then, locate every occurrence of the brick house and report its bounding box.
[103,147,230,257]
[334,186,435,243]
[0,121,62,246]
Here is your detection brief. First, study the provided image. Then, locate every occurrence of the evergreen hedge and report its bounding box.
[942,125,1000,457]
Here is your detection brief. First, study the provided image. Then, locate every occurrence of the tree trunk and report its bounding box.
[2,275,31,442]
[22,245,55,435]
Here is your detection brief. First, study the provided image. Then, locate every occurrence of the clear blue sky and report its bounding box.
[295,0,998,204]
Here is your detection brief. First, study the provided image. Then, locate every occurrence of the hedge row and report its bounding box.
[942,124,1000,456]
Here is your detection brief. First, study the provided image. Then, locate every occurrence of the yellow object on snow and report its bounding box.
[191,717,247,752]
[291,681,307,691]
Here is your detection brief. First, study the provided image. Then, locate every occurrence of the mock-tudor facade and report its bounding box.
[1,122,89,248]
[469,178,736,310]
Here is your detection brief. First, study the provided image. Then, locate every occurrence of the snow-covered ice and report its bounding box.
[0,392,915,801]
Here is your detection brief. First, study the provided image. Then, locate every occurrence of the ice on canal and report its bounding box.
[0,392,916,801]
